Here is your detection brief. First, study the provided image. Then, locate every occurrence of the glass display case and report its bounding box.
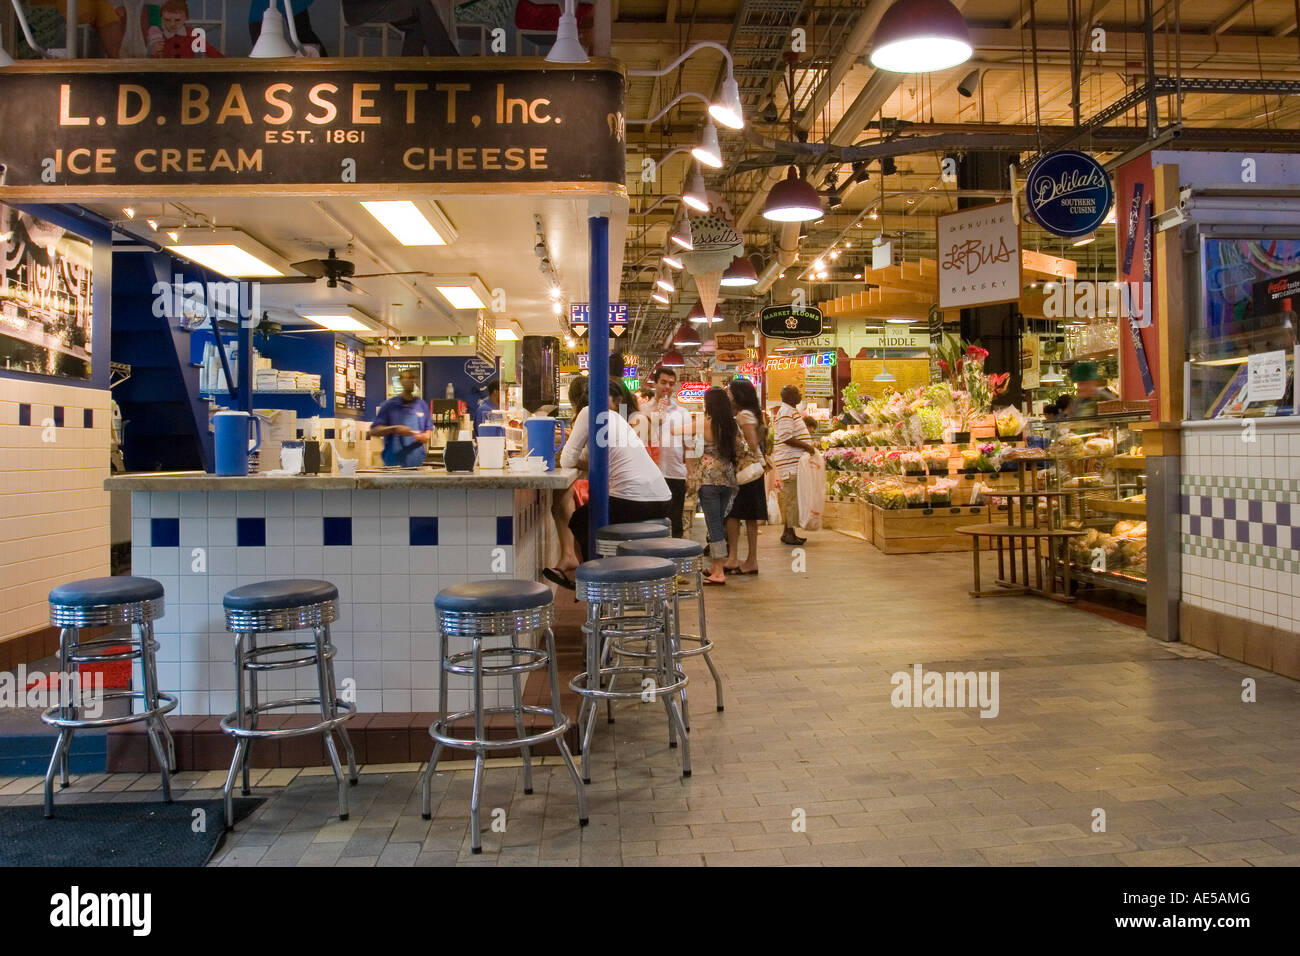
[1041,411,1149,598]
[1187,238,1300,419]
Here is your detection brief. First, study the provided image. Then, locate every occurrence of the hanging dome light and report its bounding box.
[663,252,684,270]
[656,269,675,294]
[673,322,702,346]
[873,360,897,383]
[761,166,823,222]
[669,217,694,250]
[661,348,685,367]
[682,165,709,213]
[688,303,722,324]
[709,76,745,130]
[651,290,671,305]
[545,0,589,63]
[869,0,972,74]
[691,120,723,169]
[720,255,759,287]
[249,0,297,57]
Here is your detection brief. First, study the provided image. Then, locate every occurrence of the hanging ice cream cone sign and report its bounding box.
[680,192,743,317]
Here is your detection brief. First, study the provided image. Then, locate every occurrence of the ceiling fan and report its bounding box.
[259,248,429,293]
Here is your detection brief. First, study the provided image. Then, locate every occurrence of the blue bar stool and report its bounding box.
[220,579,357,829]
[570,556,689,783]
[615,537,723,725]
[420,580,586,854]
[43,576,176,818]
[594,520,672,557]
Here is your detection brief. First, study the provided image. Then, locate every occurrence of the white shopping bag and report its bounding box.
[767,488,782,525]
[797,452,825,531]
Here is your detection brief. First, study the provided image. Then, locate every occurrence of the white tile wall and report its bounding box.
[0,377,112,646]
[129,487,550,715]
[1181,424,1300,635]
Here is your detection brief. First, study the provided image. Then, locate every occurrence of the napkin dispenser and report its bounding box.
[443,440,476,473]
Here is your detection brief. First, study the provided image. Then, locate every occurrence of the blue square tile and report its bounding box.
[83,408,93,428]
[323,516,352,547]
[324,428,335,439]
[1235,520,1249,543]
[496,516,513,546]
[236,517,266,547]
[52,406,64,427]
[150,517,180,548]
[1263,524,1277,547]
[1179,494,1189,514]
[1200,498,1211,517]
[409,516,438,547]
[1189,516,1201,536]
[1211,518,1224,540]
[18,404,30,426]
[1248,499,1262,522]
[1223,498,1236,520]
[1277,502,1291,527]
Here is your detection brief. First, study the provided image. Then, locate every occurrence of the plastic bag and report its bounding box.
[797,451,825,530]
[767,489,782,525]
[993,405,1027,439]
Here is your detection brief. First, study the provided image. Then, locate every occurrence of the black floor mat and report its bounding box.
[0,798,262,867]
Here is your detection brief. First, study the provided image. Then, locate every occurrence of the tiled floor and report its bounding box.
[4,529,1300,866]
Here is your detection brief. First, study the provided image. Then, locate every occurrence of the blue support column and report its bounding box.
[237,311,253,413]
[587,212,611,558]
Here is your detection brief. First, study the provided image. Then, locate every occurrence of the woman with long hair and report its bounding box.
[724,377,766,574]
[698,387,747,584]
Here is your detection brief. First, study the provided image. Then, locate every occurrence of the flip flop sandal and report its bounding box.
[543,568,576,590]
[703,578,727,586]
[722,567,742,575]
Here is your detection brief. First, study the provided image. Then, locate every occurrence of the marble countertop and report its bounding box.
[105,468,579,491]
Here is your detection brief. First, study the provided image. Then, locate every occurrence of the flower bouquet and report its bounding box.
[928,477,958,507]
[903,482,929,509]
[900,450,927,476]
[871,480,907,510]
[974,441,1003,473]
[923,446,950,473]
[958,448,982,474]
[993,405,1026,441]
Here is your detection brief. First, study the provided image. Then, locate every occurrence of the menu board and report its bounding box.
[332,338,363,415]
[850,358,930,400]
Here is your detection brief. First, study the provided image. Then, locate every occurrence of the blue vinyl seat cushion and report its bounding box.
[49,576,164,607]
[596,521,673,542]
[434,579,553,613]
[223,579,339,611]
[615,537,705,559]
[575,556,677,583]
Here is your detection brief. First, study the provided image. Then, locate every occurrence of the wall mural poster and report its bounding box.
[0,203,94,380]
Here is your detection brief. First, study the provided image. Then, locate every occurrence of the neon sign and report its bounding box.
[739,351,838,375]
[676,381,708,403]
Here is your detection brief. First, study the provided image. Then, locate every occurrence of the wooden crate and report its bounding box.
[870,503,987,554]
[823,497,870,541]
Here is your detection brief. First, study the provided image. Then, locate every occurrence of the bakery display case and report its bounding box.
[1042,412,1149,598]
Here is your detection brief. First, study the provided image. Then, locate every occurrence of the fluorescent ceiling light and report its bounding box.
[434,275,492,311]
[1072,235,1096,246]
[360,200,456,246]
[165,228,291,278]
[300,306,379,333]
[885,317,914,324]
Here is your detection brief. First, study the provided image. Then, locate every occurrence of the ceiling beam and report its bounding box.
[611,22,731,44]
[1212,0,1260,33]
[1271,17,1298,36]
[971,26,1300,59]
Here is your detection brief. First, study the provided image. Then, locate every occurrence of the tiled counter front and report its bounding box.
[126,484,553,716]
[1179,420,1300,678]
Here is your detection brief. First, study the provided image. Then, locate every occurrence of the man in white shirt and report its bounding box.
[771,385,816,545]
[648,365,691,537]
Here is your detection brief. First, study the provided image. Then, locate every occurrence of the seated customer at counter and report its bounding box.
[371,367,433,467]
[557,375,672,570]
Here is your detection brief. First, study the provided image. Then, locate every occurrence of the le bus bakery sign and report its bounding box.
[0,60,625,199]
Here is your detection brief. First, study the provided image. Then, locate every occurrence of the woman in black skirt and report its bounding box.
[724,378,767,574]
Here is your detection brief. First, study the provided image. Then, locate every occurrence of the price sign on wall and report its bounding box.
[803,365,834,397]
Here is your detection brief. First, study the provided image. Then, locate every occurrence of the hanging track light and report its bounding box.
[682,164,709,212]
[628,42,745,130]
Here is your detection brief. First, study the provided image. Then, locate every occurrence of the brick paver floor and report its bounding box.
[4,530,1299,866]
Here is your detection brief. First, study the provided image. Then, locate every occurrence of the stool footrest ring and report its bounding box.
[41,690,177,729]
[430,705,570,751]
[220,698,356,739]
[569,666,687,701]
[442,646,550,678]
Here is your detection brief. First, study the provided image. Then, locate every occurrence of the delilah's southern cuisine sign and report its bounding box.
[0,60,626,198]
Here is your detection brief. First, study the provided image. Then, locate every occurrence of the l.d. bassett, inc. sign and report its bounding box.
[0,60,626,198]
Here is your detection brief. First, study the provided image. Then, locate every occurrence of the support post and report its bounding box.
[587,205,611,557]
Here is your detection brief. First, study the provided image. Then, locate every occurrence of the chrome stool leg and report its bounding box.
[656,596,690,776]
[544,626,587,825]
[511,646,534,795]
[141,620,177,771]
[420,627,450,820]
[223,632,248,830]
[322,624,357,784]
[696,569,723,712]
[469,635,485,854]
[241,631,257,795]
[137,621,172,802]
[314,625,349,821]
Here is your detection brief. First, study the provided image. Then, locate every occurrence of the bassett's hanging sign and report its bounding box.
[0,59,626,199]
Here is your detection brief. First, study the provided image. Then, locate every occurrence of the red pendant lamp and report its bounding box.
[761,166,823,222]
[673,322,701,346]
[869,0,972,73]
[661,348,685,367]
[720,255,759,287]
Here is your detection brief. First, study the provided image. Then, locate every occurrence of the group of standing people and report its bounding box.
[544,364,816,589]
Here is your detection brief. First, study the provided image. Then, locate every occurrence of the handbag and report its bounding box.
[735,435,764,485]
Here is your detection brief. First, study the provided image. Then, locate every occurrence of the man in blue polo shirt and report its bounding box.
[371,368,432,467]
[473,381,501,437]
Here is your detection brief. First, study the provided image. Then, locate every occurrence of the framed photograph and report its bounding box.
[386,361,423,398]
